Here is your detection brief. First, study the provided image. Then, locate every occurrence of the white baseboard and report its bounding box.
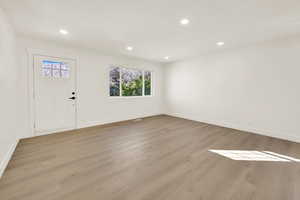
[21,114,165,139]
[167,113,300,144]
[0,139,19,178]
[78,113,164,129]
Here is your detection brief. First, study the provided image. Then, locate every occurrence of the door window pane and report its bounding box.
[52,69,61,78]
[42,68,52,77]
[61,63,69,70]
[61,70,70,78]
[52,62,60,70]
[42,60,70,78]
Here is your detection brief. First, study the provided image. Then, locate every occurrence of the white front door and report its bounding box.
[33,55,77,135]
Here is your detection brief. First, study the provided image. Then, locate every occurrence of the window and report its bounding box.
[144,71,151,96]
[109,66,152,97]
[109,67,120,96]
[42,60,70,78]
[121,68,143,96]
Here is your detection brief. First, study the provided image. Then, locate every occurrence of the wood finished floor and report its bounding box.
[1,115,300,200]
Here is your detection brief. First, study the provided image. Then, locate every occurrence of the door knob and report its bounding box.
[69,97,76,100]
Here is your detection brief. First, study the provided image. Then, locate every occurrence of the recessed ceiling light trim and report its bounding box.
[180,18,190,25]
[217,42,225,46]
[59,29,69,35]
[126,46,133,51]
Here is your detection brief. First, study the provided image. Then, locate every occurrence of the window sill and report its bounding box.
[108,95,153,99]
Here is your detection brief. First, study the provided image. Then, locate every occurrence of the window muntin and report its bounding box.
[109,66,152,97]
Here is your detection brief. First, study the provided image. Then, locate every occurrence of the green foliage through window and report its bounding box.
[121,68,143,96]
[109,67,120,96]
[144,71,151,96]
[109,67,152,97]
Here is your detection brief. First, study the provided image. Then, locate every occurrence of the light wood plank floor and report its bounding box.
[1,115,300,200]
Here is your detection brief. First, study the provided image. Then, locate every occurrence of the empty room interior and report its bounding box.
[1,0,300,199]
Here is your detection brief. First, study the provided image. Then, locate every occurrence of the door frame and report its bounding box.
[27,48,78,137]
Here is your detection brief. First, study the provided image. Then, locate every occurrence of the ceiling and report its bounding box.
[1,0,300,63]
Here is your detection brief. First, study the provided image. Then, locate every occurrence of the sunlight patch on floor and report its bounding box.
[209,150,300,162]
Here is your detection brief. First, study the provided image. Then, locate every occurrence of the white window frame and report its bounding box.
[109,66,153,98]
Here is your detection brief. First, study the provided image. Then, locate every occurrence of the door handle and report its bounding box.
[69,97,76,100]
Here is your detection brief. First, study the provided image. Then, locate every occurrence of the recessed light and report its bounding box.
[164,56,169,60]
[217,42,225,46]
[126,46,133,51]
[180,18,190,25]
[59,29,69,35]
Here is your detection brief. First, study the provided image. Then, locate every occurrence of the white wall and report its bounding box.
[17,36,165,139]
[0,8,19,176]
[165,36,300,143]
